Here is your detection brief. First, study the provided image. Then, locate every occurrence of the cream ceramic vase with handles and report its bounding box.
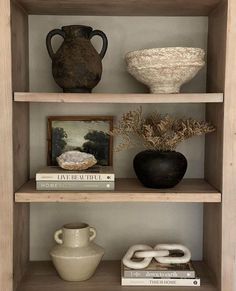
[50,223,104,281]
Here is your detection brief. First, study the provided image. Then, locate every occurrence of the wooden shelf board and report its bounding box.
[17,260,216,291]
[15,179,221,203]
[15,0,221,16]
[14,92,224,104]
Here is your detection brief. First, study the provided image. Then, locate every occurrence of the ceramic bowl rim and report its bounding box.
[125,47,205,61]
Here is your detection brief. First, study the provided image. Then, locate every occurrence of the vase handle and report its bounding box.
[89,227,97,241]
[90,30,108,59]
[46,29,65,59]
[54,229,63,245]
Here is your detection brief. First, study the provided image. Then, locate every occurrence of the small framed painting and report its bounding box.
[47,116,113,166]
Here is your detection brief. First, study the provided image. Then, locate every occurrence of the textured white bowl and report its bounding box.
[125,47,205,93]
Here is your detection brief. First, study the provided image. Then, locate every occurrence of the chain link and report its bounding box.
[122,244,191,269]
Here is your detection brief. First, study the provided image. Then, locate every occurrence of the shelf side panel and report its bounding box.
[205,1,228,291]
[219,0,236,290]
[11,2,30,290]
[205,0,226,190]
[0,0,14,290]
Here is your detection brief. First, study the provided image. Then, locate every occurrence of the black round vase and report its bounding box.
[133,150,187,189]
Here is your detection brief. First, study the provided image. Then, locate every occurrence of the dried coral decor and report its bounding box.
[0,1,236,291]
[113,108,215,188]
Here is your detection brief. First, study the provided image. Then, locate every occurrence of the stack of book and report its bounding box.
[121,260,200,287]
[36,166,115,191]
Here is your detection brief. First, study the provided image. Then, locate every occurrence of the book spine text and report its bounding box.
[37,181,115,191]
[123,270,195,278]
[121,277,200,286]
[36,173,115,181]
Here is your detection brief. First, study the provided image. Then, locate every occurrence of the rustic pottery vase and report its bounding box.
[50,223,104,281]
[133,150,187,188]
[46,25,108,93]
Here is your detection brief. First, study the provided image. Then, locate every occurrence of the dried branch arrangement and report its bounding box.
[113,107,215,151]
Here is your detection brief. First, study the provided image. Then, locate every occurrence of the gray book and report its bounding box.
[36,181,115,191]
[122,261,196,279]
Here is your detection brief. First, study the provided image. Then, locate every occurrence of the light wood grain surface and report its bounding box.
[16,260,216,291]
[3,0,235,291]
[14,92,224,104]
[203,1,227,289]
[14,0,221,16]
[11,2,30,290]
[0,0,14,290]
[15,179,221,203]
[220,0,236,290]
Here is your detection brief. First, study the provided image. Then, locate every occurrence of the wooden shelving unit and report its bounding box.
[15,179,221,203]
[14,92,224,103]
[0,0,236,291]
[17,260,216,291]
[13,0,222,16]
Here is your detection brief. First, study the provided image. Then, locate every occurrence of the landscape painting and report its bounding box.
[47,116,113,166]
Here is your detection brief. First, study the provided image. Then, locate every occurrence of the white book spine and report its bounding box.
[36,173,115,181]
[121,277,200,287]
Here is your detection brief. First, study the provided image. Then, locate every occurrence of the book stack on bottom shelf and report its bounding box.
[121,260,200,287]
[36,166,115,191]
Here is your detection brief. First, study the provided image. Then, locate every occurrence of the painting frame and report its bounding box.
[47,116,113,167]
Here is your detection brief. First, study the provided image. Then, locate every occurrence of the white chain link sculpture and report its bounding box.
[122,244,191,269]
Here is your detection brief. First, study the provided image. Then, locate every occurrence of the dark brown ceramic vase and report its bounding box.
[46,25,108,93]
